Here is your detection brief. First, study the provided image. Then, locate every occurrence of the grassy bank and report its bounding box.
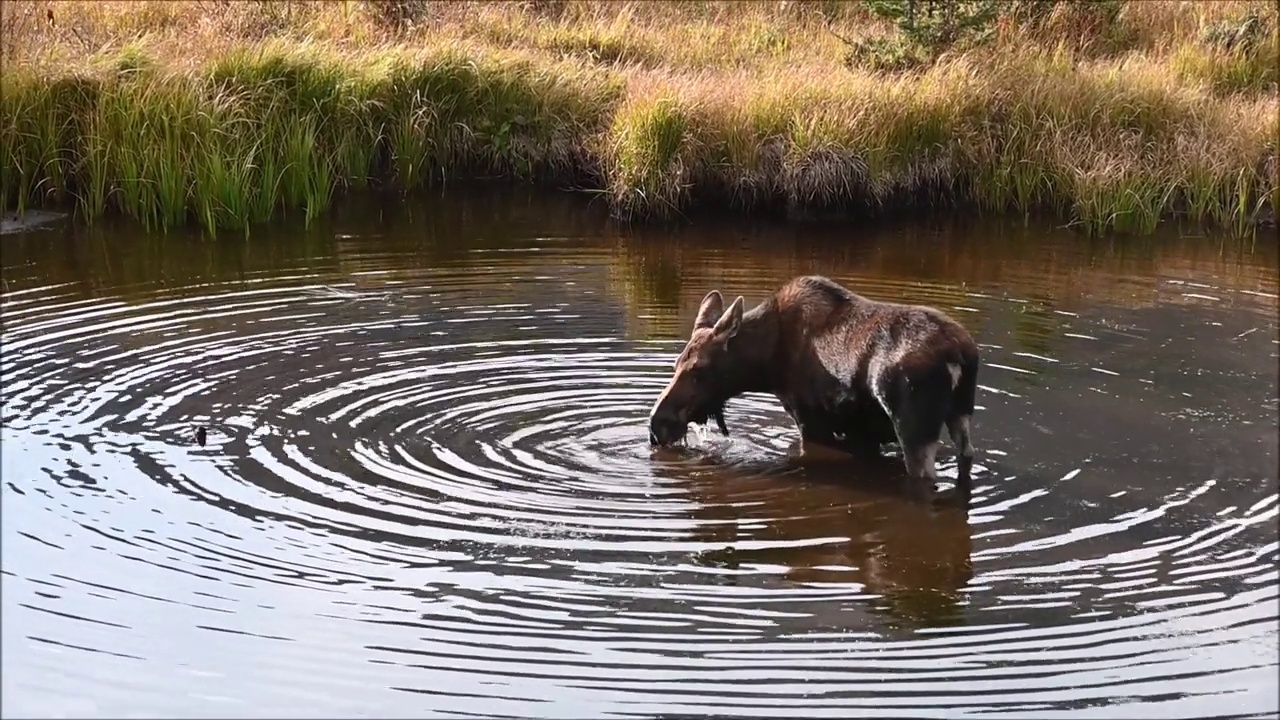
[2,0,1277,237]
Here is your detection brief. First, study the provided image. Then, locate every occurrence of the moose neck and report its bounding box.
[720,300,780,397]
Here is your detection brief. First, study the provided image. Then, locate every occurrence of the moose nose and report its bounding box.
[647,417,664,446]
[647,414,664,446]
[648,413,682,446]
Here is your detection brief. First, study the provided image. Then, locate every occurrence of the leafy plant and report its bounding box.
[862,0,1000,55]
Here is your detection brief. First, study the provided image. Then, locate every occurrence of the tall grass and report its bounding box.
[1,0,1275,237]
[2,41,621,235]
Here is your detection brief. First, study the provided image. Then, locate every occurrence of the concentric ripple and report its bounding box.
[2,216,1278,719]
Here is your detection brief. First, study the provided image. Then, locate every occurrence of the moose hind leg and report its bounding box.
[900,439,942,503]
[886,371,952,503]
[947,413,975,491]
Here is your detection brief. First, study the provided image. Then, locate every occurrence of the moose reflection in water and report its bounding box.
[648,275,980,504]
[653,443,975,630]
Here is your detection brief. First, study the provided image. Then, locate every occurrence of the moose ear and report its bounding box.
[694,290,725,330]
[714,296,745,339]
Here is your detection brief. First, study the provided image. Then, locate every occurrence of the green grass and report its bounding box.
[2,41,622,235]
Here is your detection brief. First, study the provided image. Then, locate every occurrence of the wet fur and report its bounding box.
[649,275,980,503]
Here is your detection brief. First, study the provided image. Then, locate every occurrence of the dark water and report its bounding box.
[3,189,1278,719]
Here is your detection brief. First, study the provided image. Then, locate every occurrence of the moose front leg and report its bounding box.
[786,402,844,449]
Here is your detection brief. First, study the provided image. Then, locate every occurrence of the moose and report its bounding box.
[647,275,980,503]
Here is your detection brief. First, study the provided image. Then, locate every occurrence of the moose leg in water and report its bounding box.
[948,414,975,491]
[945,360,978,496]
[866,344,979,502]
[878,363,955,502]
[838,394,900,460]
[792,402,884,461]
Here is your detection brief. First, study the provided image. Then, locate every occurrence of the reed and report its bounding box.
[1,0,1275,237]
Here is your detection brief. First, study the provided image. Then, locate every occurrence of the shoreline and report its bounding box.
[2,1,1276,238]
[4,181,1273,244]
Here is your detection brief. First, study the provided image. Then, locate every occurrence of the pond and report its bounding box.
[2,188,1277,718]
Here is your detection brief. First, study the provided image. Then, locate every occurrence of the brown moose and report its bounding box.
[647,275,980,502]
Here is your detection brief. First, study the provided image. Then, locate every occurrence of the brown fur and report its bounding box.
[648,275,980,502]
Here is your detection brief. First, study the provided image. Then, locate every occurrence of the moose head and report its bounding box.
[647,289,746,446]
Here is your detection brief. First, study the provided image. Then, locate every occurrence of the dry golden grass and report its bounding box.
[2,0,1276,235]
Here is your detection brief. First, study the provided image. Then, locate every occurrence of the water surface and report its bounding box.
[3,189,1278,718]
